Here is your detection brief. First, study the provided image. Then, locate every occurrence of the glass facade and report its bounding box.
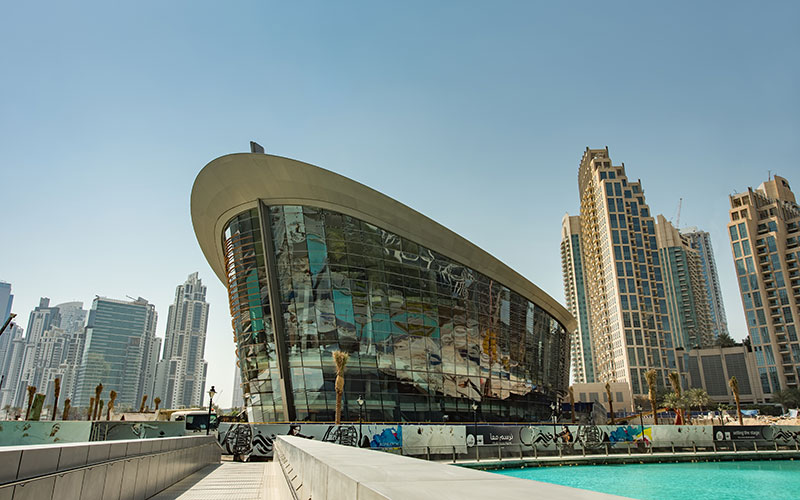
[225,203,569,423]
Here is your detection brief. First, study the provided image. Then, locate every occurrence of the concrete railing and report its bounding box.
[0,434,220,499]
[274,435,627,499]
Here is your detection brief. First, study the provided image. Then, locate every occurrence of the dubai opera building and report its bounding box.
[191,149,574,423]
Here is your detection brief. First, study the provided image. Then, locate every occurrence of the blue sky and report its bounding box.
[1,1,798,406]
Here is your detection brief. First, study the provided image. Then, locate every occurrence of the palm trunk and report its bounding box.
[52,378,61,421]
[25,386,36,420]
[605,382,615,424]
[333,351,349,425]
[62,399,71,420]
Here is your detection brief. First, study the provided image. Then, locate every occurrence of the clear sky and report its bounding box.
[1,1,798,407]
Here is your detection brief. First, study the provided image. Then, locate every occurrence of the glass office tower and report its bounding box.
[193,151,574,423]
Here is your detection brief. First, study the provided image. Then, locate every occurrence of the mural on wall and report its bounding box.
[464,425,655,451]
[711,425,800,443]
[217,423,403,459]
[214,423,800,459]
[89,422,186,441]
[404,425,464,454]
[0,421,92,446]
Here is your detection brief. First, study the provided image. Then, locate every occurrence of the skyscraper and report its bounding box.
[74,297,158,409]
[561,214,594,383]
[655,215,713,350]
[728,175,799,394]
[680,227,730,341]
[155,273,209,409]
[571,147,676,395]
[0,282,16,391]
[13,298,62,406]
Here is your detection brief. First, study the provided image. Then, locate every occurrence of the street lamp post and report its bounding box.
[471,402,478,447]
[550,401,558,451]
[637,404,645,450]
[357,395,364,442]
[206,386,216,435]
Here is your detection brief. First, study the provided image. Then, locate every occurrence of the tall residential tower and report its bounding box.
[655,215,713,350]
[728,175,800,394]
[155,273,209,409]
[680,227,730,341]
[561,215,594,383]
[572,147,676,395]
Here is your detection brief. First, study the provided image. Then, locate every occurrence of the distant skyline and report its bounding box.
[2,1,798,407]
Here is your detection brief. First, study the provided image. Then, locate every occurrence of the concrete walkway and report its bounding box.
[149,461,292,500]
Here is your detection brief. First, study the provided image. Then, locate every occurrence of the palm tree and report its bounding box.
[62,398,71,421]
[140,395,148,413]
[333,350,349,425]
[663,392,680,419]
[52,378,61,421]
[645,369,658,425]
[25,386,36,420]
[93,383,103,420]
[668,372,683,424]
[107,390,117,420]
[687,388,710,420]
[605,382,615,424]
[154,397,161,411]
[774,388,800,413]
[98,400,104,420]
[729,376,743,425]
[88,398,95,420]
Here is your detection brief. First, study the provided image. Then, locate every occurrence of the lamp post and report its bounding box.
[471,402,478,447]
[206,386,216,435]
[550,401,558,450]
[357,394,364,441]
[637,404,645,450]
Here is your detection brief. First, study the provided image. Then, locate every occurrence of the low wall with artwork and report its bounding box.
[0,421,189,447]
[218,422,800,460]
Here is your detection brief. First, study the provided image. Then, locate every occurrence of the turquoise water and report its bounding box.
[494,460,800,500]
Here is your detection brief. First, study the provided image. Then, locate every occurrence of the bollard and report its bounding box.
[476,445,480,462]
[627,443,631,455]
[519,447,523,460]
[775,442,779,452]
[498,444,502,461]
[753,442,758,453]
[713,441,717,453]
[693,442,697,454]
[533,446,537,459]
[733,441,737,452]
[426,446,430,461]
[671,444,675,454]
[582,445,586,457]
[605,443,609,456]
[453,446,457,463]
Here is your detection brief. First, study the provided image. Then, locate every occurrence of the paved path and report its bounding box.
[149,461,292,500]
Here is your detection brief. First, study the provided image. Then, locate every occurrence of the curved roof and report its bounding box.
[191,153,575,332]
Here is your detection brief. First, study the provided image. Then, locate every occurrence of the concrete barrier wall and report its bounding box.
[0,435,220,500]
[274,435,626,500]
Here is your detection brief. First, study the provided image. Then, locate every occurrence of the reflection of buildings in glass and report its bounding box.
[192,151,574,423]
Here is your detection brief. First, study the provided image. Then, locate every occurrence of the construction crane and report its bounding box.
[671,198,683,228]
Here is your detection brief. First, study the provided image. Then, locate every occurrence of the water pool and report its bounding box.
[493,460,800,500]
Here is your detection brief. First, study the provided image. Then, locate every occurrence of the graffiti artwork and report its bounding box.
[0,421,92,446]
[216,423,403,459]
